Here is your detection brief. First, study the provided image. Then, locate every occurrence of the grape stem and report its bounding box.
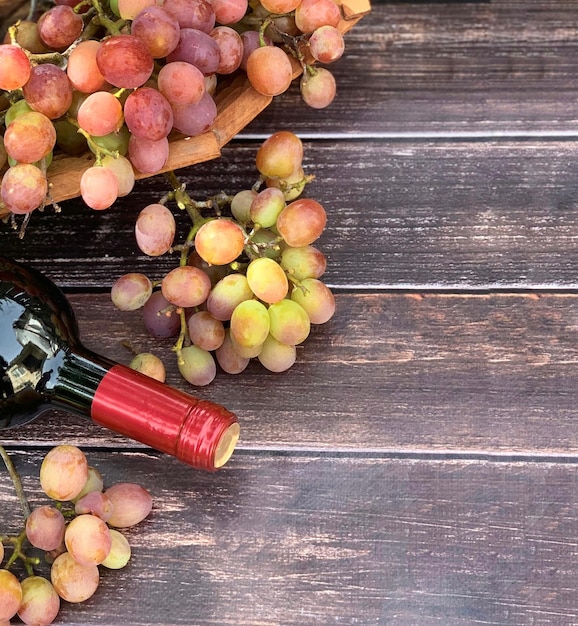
[0,445,31,520]
[2,530,40,575]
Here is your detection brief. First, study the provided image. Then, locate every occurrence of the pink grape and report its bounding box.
[188,310,225,350]
[300,66,337,109]
[124,87,174,140]
[210,26,243,74]
[96,34,154,88]
[37,5,83,50]
[66,40,106,93]
[0,570,22,621]
[111,272,153,310]
[215,329,250,374]
[207,273,254,321]
[255,130,303,179]
[268,299,311,345]
[17,576,60,626]
[25,505,66,551]
[142,291,181,338]
[230,299,270,348]
[257,334,297,372]
[80,165,119,210]
[40,445,89,501]
[3,111,56,163]
[210,0,247,25]
[295,0,342,33]
[249,186,286,227]
[1,164,48,214]
[291,278,336,324]
[167,27,220,75]
[105,482,153,527]
[162,0,215,32]
[129,352,166,382]
[276,198,327,247]
[280,245,327,280]
[246,257,288,304]
[65,514,112,566]
[194,218,245,265]
[131,6,181,58]
[178,345,217,386]
[77,91,123,136]
[73,466,104,501]
[0,44,31,90]
[74,491,114,522]
[135,203,176,256]
[101,154,135,197]
[101,529,131,569]
[128,135,170,174]
[161,265,212,308]
[246,45,294,97]
[158,61,205,105]
[308,25,345,63]
[23,63,73,119]
[171,91,217,136]
[50,552,99,603]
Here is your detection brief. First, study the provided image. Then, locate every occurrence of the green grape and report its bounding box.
[130,352,166,382]
[207,273,254,321]
[291,278,336,324]
[230,299,270,348]
[248,228,282,260]
[246,257,288,304]
[105,482,153,528]
[40,445,89,501]
[258,334,296,372]
[54,120,88,155]
[230,189,257,223]
[101,529,131,569]
[4,99,33,127]
[101,154,135,197]
[64,514,112,566]
[111,272,152,311]
[268,299,311,345]
[91,124,131,156]
[178,344,217,386]
[249,187,286,228]
[73,466,104,502]
[50,552,99,603]
[0,570,22,621]
[230,331,263,358]
[17,576,60,626]
[265,166,307,201]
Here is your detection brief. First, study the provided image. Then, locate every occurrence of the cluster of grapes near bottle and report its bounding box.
[0,0,371,217]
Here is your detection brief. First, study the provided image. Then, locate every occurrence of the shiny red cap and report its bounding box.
[90,364,239,470]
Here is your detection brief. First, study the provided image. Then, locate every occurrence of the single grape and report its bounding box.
[92,124,131,156]
[0,44,31,90]
[22,63,73,119]
[158,61,205,106]
[268,299,311,345]
[308,25,345,63]
[74,491,114,522]
[17,576,60,626]
[66,40,106,93]
[161,265,212,308]
[215,329,250,374]
[130,352,166,382]
[265,166,307,200]
[248,229,282,260]
[255,130,303,180]
[131,5,181,58]
[300,66,337,109]
[77,91,124,137]
[207,273,254,321]
[117,0,157,20]
[50,552,99,603]
[229,331,263,358]
[26,505,66,551]
[124,87,174,141]
[276,198,327,247]
[55,119,88,155]
[162,0,215,31]
[142,291,181,338]
[246,45,294,97]
[0,570,22,621]
[4,20,48,54]
[240,30,272,71]
[73,466,104,501]
[260,0,300,12]
[257,334,297,372]
[194,218,245,265]
[135,203,176,256]
[178,344,217,386]
[37,5,83,50]
[249,186,286,228]
[167,27,220,75]
[4,99,33,127]
[210,26,243,74]
[210,0,247,24]
[230,299,270,348]
[105,482,153,527]
[230,188,257,223]
[96,34,154,88]
[101,529,131,569]
[80,165,119,210]
[188,310,225,350]
[171,91,217,136]
[291,278,336,324]
[3,111,56,164]
[281,245,327,280]
[101,154,136,197]
[128,135,170,174]
[40,445,89,501]
[65,514,112,566]
[1,163,48,214]
[295,0,342,33]
[265,14,300,42]
[246,257,288,304]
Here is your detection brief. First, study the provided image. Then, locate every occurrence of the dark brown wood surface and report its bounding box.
[4,1,578,624]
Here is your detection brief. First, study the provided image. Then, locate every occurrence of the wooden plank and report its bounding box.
[2,449,578,625]
[5,292,578,457]
[5,139,578,290]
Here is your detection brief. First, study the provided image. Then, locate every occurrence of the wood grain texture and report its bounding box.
[3,449,578,626]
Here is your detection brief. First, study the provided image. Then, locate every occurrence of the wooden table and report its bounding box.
[3,1,578,623]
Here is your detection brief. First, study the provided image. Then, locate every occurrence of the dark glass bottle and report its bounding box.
[0,256,240,471]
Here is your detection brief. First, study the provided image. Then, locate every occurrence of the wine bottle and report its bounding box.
[0,256,240,471]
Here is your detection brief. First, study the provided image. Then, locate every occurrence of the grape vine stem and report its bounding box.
[0,445,31,520]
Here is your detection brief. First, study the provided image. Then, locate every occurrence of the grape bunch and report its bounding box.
[0,0,350,219]
[0,445,153,625]
[111,130,336,386]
